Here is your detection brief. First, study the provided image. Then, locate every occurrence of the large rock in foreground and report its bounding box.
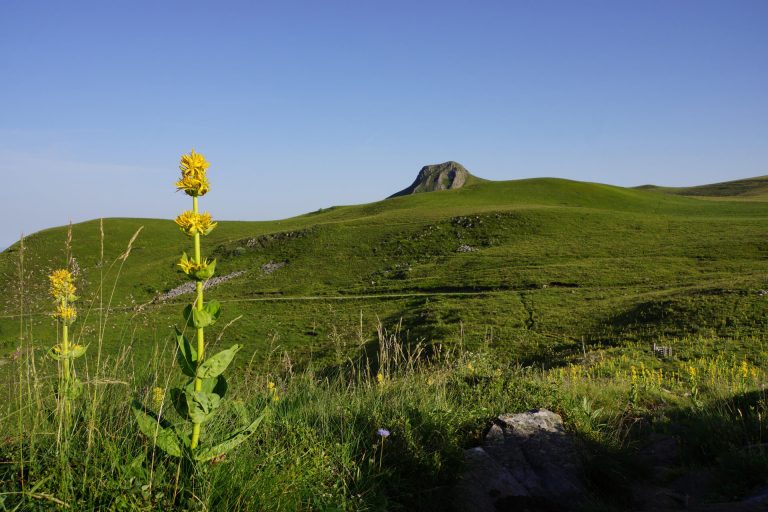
[453,409,587,512]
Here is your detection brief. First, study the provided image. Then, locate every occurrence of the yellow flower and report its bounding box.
[49,269,76,302]
[54,303,77,323]
[152,386,166,407]
[179,150,210,176]
[740,361,749,379]
[178,255,211,274]
[175,211,217,237]
[176,172,210,197]
[267,381,275,391]
[376,372,384,385]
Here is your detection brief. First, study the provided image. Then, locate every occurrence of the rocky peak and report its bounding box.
[389,161,472,198]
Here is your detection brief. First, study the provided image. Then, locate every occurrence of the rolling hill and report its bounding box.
[2,168,768,368]
[637,175,768,201]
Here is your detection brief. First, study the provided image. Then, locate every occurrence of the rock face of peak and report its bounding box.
[389,161,471,198]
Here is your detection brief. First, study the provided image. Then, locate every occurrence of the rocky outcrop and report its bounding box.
[388,161,472,198]
[453,409,586,512]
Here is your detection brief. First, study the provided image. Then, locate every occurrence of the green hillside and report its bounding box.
[638,175,768,201]
[4,175,768,511]
[3,176,768,368]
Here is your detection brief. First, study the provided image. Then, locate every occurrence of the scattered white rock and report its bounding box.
[155,271,246,302]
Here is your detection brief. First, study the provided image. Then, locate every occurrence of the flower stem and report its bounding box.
[190,196,204,450]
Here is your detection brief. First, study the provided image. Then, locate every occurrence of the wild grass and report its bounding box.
[2,308,767,510]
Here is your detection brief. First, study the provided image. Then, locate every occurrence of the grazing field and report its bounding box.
[1,175,767,510]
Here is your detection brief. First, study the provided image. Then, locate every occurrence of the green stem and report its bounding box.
[190,196,204,450]
[62,323,70,384]
[62,320,71,421]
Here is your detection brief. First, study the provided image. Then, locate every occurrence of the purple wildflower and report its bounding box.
[377,428,390,438]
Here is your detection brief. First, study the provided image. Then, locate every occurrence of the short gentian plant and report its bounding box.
[49,268,86,411]
[133,150,262,464]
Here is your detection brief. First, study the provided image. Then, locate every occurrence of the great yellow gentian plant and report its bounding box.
[133,150,262,464]
[49,268,86,409]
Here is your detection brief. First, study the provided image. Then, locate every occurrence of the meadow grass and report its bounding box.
[2,315,767,511]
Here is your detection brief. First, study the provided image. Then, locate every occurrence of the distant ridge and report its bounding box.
[636,175,768,201]
[389,161,478,198]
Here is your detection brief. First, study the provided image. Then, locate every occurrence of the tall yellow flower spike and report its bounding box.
[134,150,260,466]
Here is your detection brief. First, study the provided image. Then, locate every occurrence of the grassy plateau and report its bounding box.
[1,173,767,510]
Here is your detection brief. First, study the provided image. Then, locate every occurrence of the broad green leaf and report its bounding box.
[183,300,222,329]
[173,377,228,420]
[197,345,241,379]
[192,308,213,328]
[186,375,228,398]
[193,412,266,462]
[48,344,88,360]
[175,328,197,377]
[47,347,64,361]
[131,402,182,457]
[183,305,211,329]
[185,390,221,424]
[193,259,217,280]
[69,345,87,359]
[204,300,222,325]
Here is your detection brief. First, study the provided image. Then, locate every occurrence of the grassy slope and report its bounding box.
[637,175,768,201]
[2,176,768,510]
[2,177,768,367]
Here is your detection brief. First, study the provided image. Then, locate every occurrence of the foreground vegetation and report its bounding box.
[2,320,766,510]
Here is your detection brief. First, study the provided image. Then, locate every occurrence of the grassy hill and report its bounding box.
[3,176,768,367]
[3,175,768,510]
[637,175,768,201]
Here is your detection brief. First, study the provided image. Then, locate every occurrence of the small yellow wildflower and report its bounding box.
[688,366,698,380]
[467,362,474,372]
[376,372,384,385]
[152,386,166,407]
[267,381,275,391]
[272,394,280,403]
[175,210,217,237]
[740,361,749,379]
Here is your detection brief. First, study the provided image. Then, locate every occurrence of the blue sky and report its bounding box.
[2,0,767,249]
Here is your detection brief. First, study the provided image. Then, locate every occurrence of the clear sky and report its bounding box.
[2,0,767,250]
